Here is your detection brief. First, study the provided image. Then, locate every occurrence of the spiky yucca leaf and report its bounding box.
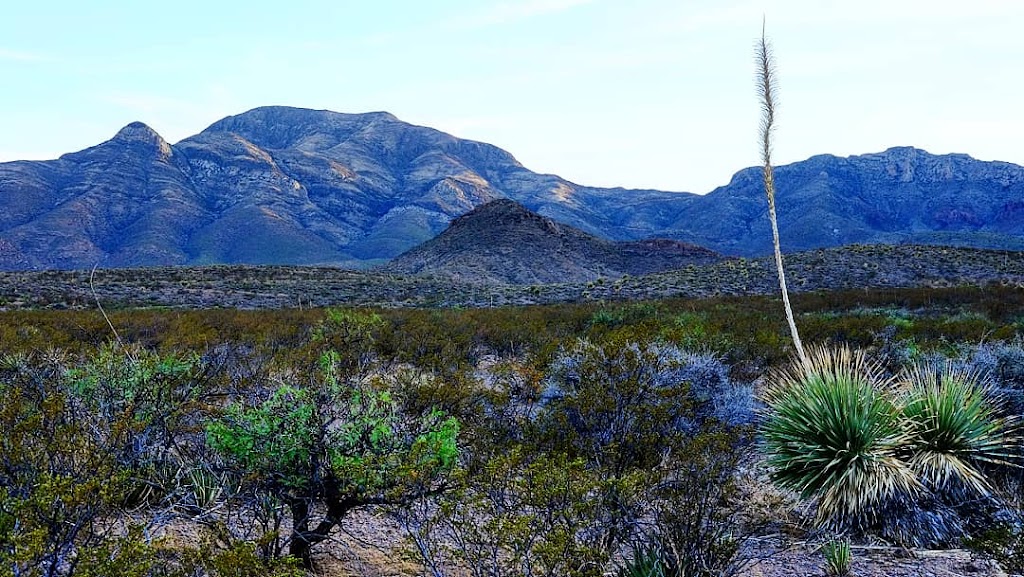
[822,536,852,577]
[900,363,1019,495]
[761,346,919,528]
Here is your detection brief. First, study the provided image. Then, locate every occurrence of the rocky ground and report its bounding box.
[302,510,1011,577]
[742,538,1005,577]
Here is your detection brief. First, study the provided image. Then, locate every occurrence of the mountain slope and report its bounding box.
[1,106,1023,271]
[0,122,209,268]
[0,106,699,270]
[383,199,721,284]
[667,147,1024,255]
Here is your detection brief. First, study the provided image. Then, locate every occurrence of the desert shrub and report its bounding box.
[405,335,752,577]
[196,539,306,577]
[668,347,756,429]
[588,303,660,330]
[623,431,750,577]
[423,448,607,577]
[659,311,734,353]
[378,309,476,376]
[206,352,459,568]
[541,337,751,562]
[545,338,755,435]
[310,308,386,371]
[872,324,921,372]
[537,338,690,550]
[0,351,164,576]
[63,343,212,508]
[800,312,889,351]
[973,340,1024,388]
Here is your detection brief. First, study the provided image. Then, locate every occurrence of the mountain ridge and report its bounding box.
[1,106,1023,271]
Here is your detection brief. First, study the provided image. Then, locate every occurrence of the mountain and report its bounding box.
[662,147,1024,255]
[1,106,1023,271]
[383,199,721,284]
[0,106,698,270]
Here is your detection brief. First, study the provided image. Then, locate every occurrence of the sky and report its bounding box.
[1,0,1022,194]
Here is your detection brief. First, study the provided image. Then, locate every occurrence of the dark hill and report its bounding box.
[383,199,721,284]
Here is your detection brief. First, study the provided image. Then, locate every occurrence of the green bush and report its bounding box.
[206,352,459,567]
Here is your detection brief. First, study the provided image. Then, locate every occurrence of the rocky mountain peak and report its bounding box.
[110,121,173,157]
[200,106,401,150]
[453,198,538,223]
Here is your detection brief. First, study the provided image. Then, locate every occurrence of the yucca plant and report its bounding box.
[617,544,668,577]
[900,363,1019,495]
[756,25,806,364]
[822,536,852,576]
[761,346,920,529]
[754,24,1020,546]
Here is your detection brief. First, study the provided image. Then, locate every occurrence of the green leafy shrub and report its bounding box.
[206,352,459,567]
[426,449,607,577]
[0,350,178,576]
[199,540,306,577]
[64,344,209,507]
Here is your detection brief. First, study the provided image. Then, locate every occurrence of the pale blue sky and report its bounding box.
[2,0,1022,193]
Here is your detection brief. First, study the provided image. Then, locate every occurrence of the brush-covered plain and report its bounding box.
[2,286,1024,575]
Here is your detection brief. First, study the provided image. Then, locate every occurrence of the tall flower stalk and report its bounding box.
[756,27,806,364]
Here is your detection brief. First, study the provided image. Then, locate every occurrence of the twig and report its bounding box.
[90,264,135,361]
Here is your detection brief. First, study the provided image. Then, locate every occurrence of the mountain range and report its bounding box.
[1,105,1023,272]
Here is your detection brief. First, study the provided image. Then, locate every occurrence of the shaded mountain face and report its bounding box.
[668,147,1024,255]
[0,122,205,269]
[0,105,1022,271]
[383,199,722,284]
